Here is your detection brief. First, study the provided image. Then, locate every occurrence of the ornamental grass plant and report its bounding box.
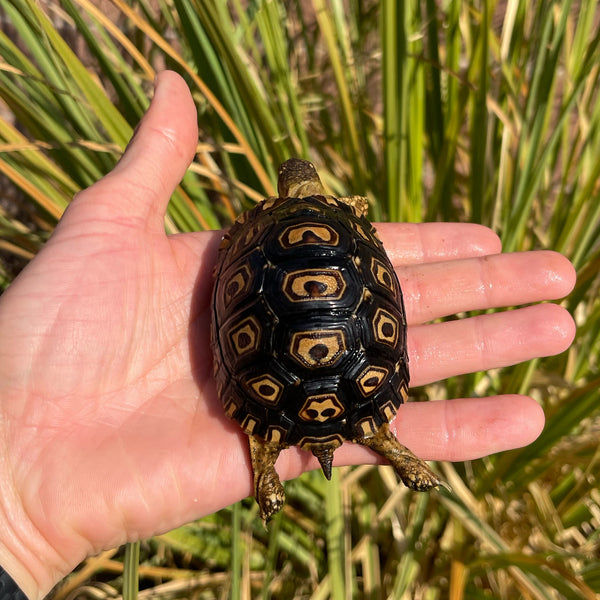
[0,1,598,598]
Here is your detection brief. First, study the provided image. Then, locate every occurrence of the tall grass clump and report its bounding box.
[0,0,598,598]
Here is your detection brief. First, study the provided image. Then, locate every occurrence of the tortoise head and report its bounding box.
[277,158,326,198]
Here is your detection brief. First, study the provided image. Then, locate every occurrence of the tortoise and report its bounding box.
[211,158,442,522]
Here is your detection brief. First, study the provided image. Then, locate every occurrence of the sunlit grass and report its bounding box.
[1,0,598,598]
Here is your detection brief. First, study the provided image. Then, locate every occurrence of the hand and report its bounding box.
[0,71,576,599]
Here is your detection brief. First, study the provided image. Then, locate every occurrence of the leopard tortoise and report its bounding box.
[211,158,442,522]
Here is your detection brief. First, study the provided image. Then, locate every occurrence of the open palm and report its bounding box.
[0,72,576,600]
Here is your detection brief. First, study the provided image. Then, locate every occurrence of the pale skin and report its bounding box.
[0,71,576,599]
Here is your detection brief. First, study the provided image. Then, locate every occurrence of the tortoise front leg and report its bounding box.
[356,423,444,492]
[338,194,369,217]
[248,434,287,523]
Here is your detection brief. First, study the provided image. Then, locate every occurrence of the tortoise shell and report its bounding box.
[211,195,409,448]
[210,159,441,522]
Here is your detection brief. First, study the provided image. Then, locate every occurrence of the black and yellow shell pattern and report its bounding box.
[211,194,409,449]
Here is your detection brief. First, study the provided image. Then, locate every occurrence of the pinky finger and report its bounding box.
[276,395,545,477]
[390,394,545,462]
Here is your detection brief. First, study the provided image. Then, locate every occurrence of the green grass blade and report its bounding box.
[21,0,132,147]
[122,541,140,600]
[324,468,346,600]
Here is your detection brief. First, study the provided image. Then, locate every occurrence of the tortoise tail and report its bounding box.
[311,444,337,480]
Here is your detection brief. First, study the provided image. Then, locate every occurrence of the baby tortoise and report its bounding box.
[211,158,443,522]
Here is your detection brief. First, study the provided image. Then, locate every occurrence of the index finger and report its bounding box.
[377,222,502,266]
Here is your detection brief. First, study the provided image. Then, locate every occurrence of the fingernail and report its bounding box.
[153,71,168,102]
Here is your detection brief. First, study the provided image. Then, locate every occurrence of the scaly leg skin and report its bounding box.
[356,423,446,492]
[338,194,369,217]
[247,434,287,523]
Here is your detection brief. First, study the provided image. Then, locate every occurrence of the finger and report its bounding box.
[274,395,544,477]
[113,69,198,198]
[69,70,198,228]
[409,302,575,386]
[377,222,502,265]
[401,250,576,323]
[176,215,501,279]
[390,394,545,461]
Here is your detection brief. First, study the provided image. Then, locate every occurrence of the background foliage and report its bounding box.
[0,0,599,598]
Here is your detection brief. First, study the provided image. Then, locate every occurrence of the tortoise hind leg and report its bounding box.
[248,434,287,523]
[356,423,445,492]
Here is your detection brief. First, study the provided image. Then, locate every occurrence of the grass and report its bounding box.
[1,0,599,598]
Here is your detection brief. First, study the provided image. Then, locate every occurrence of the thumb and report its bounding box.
[67,70,198,230]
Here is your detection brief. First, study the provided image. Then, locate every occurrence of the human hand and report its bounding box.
[0,71,576,599]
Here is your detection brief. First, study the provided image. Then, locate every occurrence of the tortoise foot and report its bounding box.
[248,434,286,523]
[356,423,445,492]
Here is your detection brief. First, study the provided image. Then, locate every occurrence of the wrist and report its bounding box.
[0,467,74,599]
[0,529,43,600]
[0,565,29,600]
[0,511,57,600]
